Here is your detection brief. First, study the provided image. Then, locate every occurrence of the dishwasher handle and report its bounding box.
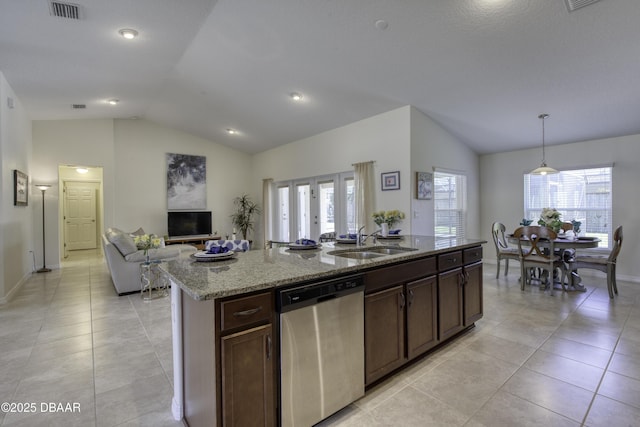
[317,294,337,304]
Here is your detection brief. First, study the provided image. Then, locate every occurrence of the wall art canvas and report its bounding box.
[14,170,28,206]
[167,153,206,210]
[416,171,432,200]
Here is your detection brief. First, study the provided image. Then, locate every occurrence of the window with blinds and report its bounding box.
[434,170,467,239]
[524,166,612,247]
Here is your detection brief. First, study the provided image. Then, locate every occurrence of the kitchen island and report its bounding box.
[161,235,486,426]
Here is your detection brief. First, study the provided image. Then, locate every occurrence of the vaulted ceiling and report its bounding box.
[1,0,639,154]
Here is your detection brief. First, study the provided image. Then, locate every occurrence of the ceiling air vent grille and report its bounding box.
[565,0,602,12]
[71,104,86,109]
[49,1,81,19]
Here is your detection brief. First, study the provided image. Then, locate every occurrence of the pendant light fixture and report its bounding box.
[530,113,558,175]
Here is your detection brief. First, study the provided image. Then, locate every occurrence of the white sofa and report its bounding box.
[102,228,196,295]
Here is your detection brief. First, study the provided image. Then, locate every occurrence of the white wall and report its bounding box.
[480,134,640,281]
[31,119,252,268]
[252,106,413,243]
[410,107,480,238]
[32,119,115,269]
[0,71,33,302]
[251,105,482,246]
[113,119,252,236]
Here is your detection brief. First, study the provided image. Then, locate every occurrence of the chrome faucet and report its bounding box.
[357,226,366,246]
[357,226,380,246]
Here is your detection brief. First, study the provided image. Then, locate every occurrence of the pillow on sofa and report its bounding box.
[129,227,146,236]
[106,228,138,256]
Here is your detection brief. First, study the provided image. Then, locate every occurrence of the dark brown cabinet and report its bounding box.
[365,285,405,385]
[438,267,464,341]
[437,247,483,341]
[406,275,438,360]
[182,290,275,427]
[364,256,439,385]
[218,291,275,427]
[464,261,483,326]
[221,324,274,427]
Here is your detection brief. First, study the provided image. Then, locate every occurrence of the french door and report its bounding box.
[273,173,354,242]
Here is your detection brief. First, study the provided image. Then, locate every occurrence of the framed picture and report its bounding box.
[381,171,400,191]
[167,153,207,210]
[14,170,28,206]
[416,172,432,200]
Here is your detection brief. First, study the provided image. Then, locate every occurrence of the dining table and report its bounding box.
[507,234,601,292]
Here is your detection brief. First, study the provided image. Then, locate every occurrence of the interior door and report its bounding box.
[65,181,98,250]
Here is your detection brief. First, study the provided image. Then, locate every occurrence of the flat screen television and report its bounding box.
[168,211,212,237]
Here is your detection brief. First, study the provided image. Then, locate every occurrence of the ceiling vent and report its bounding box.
[71,104,86,109]
[49,1,82,19]
[565,0,602,12]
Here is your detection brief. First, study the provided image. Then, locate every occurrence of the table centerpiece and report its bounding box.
[372,209,405,236]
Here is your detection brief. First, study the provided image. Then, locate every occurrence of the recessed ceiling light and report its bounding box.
[107,99,119,105]
[226,128,238,135]
[118,28,138,39]
[290,92,303,101]
[76,167,89,174]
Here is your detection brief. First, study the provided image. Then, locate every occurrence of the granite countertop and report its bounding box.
[160,235,487,301]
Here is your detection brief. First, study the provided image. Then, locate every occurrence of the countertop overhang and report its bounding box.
[160,235,487,301]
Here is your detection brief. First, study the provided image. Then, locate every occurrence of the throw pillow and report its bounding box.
[129,227,145,236]
[107,229,138,256]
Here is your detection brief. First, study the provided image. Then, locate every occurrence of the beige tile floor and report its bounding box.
[1,249,639,426]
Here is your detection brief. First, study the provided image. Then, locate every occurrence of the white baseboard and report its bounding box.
[0,271,31,304]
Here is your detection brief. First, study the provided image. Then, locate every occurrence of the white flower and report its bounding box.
[134,234,161,252]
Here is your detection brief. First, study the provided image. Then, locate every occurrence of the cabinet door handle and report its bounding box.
[399,292,405,309]
[408,289,414,307]
[465,271,470,284]
[266,334,272,360]
[233,306,262,317]
[458,272,465,287]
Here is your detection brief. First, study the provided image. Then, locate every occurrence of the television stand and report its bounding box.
[165,235,220,250]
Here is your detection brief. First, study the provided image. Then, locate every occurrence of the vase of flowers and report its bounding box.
[538,208,562,233]
[372,210,405,236]
[134,234,162,263]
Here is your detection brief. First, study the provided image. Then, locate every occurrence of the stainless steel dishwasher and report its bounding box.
[277,275,364,427]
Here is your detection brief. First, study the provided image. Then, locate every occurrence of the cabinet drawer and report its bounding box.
[364,256,436,293]
[463,247,483,265]
[220,292,273,332]
[437,251,462,271]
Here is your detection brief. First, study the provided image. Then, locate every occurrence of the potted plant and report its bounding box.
[230,194,261,240]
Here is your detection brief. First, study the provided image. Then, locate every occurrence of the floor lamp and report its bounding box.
[35,184,52,273]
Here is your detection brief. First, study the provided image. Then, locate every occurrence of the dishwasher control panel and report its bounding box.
[276,275,363,313]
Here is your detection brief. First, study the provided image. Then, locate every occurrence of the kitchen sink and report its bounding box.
[329,251,385,259]
[327,246,417,259]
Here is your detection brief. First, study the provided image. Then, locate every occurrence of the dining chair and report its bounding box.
[513,225,566,295]
[560,222,574,233]
[491,222,520,278]
[574,225,623,299]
